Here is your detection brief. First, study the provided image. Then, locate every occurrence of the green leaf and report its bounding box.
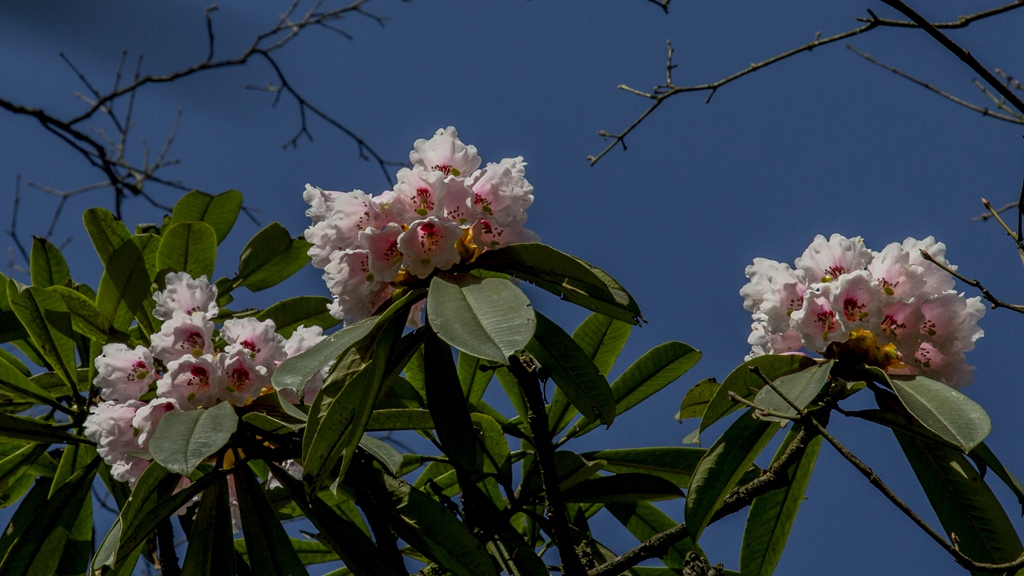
[267,463,400,576]
[0,444,50,508]
[236,222,311,292]
[457,351,494,406]
[235,538,338,566]
[29,238,71,288]
[96,237,155,335]
[48,286,126,344]
[428,273,535,364]
[572,313,632,376]
[562,473,684,503]
[83,208,132,267]
[169,189,243,244]
[0,459,97,576]
[676,379,720,422]
[581,447,707,487]
[970,443,1024,516]
[93,464,227,571]
[0,352,61,410]
[740,426,822,576]
[302,300,412,491]
[182,476,236,576]
[894,431,1024,570]
[256,296,340,338]
[149,402,239,475]
[697,355,816,444]
[366,409,434,431]
[474,243,644,324]
[6,282,78,392]
[566,341,701,439]
[380,474,499,576]
[0,414,87,445]
[234,465,310,576]
[887,372,991,453]
[686,409,778,541]
[527,312,614,427]
[606,501,700,569]
[424,334,479,472]
[157,221,218,280]
[752,360,833,422]
[472,413,511,482]
[272,316,378,395]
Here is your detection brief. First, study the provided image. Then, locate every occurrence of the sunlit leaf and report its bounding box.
[427,273,535,364]
[457,351,494,406]
[740,426,822,576]
[752,360,833,422]
[169,189,243,244]
[676,379,720,422]
[83,208,132,267]
[886,372,991,452]
[6,282,78,392]
[474,243,644,324]
[149,402,239,475]
[236,222,311,292]
[157,220,218,280]
[686,409,778,540]
[970,443,1024,516]
[96,237,154,335]
[30,237,71,288]
[581,447,706,487]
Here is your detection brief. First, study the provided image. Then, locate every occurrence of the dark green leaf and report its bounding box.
[887,372,991,453]
[424,333,479,472]
[676,379,720,422]
[572,313,632,377]
[380,474,499,576]
[0,414,86,444]
[606,501,700,569]
[457,351,494,405]
[697,355,816,444]
[970,443,1024,516]
[686,409,777,540]
[0,352,61,410]
[96,237,154,335]
[48,286,127,344]
[83,208,131,267]
[0,275,29,345]
[472,412,511,482]
[272,316,378,395]
[157,221,218,280]
[0,459,97,576]
[562,473,683,503]
[740,427,822,576]
[0,444,50,508]
[237,222,311,292]
[895,431,1024,570]
[566,341,702,439]
[170,189,243,244]
[269,463,402,576]
[7,282,78,392]
[182,476,236,576]
[366,409,434,431]
[359,435,405,476]
[428,274,535,364]
[581,447,707,487]
[149,402,238,475]
[235,538,338,566]
[528,312,614,427]
[256,296,340,338]
[234,465,310,576]
[474,243,644,324]
[30,238,71,288]
[753,360,833,422]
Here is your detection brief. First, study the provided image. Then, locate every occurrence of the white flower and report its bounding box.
[389,167,447,223]
[409,126,481,177]
[156,354,221,409]
[220,317,287,371]
[398,217,463,279]
[132,398,180,450]
[153,272,219,321]
[795,234,871,284]
[94,344,158,402]
[150,311,215,364]
[468,157,534,227]
[218,345,269,406]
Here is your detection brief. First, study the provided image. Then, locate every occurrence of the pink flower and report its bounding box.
[389,167,447,223]
[156,354,221,409]
[218,345,269,406]
[795,234,871,283]
[94,344,158,402]
[398,217,463,279]
[153,272,219,321]
[150,311,215,363]
[469,218,539,251]
[220,318,287,371]
[132,398,180,450]
[409,126,481,177]
[467,157,534,227]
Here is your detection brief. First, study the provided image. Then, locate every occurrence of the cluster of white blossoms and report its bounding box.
[83,272,326,486]
[741,234,984,388]
[303,127,539,323]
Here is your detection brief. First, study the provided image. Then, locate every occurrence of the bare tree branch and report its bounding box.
[589,1,1024,165]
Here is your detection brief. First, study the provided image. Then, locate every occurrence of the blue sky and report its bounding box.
[2,0,1024,574]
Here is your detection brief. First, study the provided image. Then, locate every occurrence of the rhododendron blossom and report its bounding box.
[303,127,540,323]
[83,271,326,487]
[741,234,984,388]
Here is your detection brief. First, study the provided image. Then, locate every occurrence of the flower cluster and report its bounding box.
[84,272,326,487]
[740,234,984,388]
[303,127,539,323]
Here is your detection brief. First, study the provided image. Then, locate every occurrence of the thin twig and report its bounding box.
[847,45,1023,124]
[589,1,1024,165]
[919,249,1024,314]
[980,197,1024,266]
